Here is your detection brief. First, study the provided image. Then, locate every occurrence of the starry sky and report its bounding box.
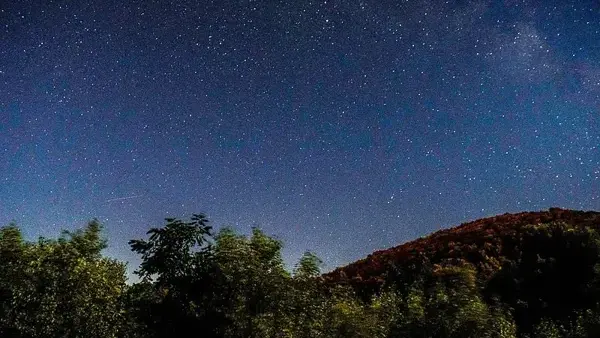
[1,0,599,278]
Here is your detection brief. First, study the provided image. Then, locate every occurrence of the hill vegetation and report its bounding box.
[1,208,600,337]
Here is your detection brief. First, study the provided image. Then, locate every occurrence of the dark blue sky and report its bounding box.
[1,0,599,278]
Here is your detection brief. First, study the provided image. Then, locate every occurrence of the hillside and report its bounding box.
[325,208,600,286]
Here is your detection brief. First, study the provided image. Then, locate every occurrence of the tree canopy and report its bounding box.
[2,211,600,337]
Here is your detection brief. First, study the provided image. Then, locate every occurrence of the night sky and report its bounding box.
[1,0,599,278]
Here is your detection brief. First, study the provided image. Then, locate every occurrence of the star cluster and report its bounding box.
[1,0,599,276]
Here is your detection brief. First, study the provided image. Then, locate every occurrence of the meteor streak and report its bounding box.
[105,195,143,203]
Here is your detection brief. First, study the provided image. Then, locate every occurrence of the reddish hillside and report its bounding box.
[324,208,600,285]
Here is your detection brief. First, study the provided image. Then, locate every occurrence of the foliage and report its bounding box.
[0,221,128,337]
[129,214,214,284]
[212,227,291,337]
[384,264,517,338]
[127,214,223,337]
[294,251,323,279]
[2,209,600,337]
[487,222,600,334]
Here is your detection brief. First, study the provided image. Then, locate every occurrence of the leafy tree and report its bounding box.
[213,227,292,337]
[388,264,516,338]
[0,221,128,338]
[487,222,600,334]
[129,214,214,284]
[530,318,563,338]
[119,281,162,338]
[569,307,600,338]
[128,214,223,337]
[294,251,323,279]
[0,224,28,337]
[7,211,600,338]
[320,286,386,338]
[285,251,329,337]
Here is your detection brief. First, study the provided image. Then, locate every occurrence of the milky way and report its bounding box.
[1,0,599,277]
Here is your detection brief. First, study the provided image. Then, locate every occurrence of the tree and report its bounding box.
[294,251,323,279]
[0,224,28,337]
[387,264,516,338]
[129,214,214,284]
[128,214,222,337]
[487,222,600,335]
[0,221,128,338]
[213,227,292,337]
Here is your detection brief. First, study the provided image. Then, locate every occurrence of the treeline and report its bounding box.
[1,214,600,337]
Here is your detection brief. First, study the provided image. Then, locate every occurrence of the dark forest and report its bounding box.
[1,208,600,337]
